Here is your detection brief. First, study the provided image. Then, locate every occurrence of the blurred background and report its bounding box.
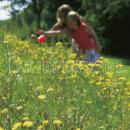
[0,0,130,58]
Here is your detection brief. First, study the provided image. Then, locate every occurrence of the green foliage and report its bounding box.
[81,0,130,49]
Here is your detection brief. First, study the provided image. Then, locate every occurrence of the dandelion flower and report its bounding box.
[38,95,46,100]
[16,106,23,111]
[106,72,113,78]
[12,122,22,130]
[42,120,49,126]
[37,125,43,130]
[118,77,126,81]
[0,127,4,130]
[47,88,54,92]
[0,108,8,114]
[23,121,33,128]
[1,97,7,101]
[22,117,29,121]
[56,42,63,48]
[76,128,80,130]
[53,119,62,126]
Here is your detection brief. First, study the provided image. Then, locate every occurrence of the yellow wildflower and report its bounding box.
[37,125,43,130]
[12,122,22,130]
[23,121,33,128]
[1,97,7,101]
[42,120,49,126]
[38,95,46,100]
[16,106,23,111]
[0,127,4,130]
[47,88,54,92]
[53,119,62,126]
[106,72,113,78]
[0,108,8,114]
[22,117,29,121]
[56,42,63,48]
[118,77,126,81]
[115,64,124,68]
[69,53,77,60]
[76,128,80,130]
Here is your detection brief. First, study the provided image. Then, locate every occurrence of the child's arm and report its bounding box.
[44,28,67,36]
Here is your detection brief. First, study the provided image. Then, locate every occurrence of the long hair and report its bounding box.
[67,11,81,26]
[56,4,72,28]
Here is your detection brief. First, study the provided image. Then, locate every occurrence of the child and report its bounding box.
[66,11,100,63]
[31,4,72,43]
[51,4,72,30]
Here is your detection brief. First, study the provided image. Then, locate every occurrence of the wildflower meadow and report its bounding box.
[0,29,130,130]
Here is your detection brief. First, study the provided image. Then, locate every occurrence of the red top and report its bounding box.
[71,22,96,53]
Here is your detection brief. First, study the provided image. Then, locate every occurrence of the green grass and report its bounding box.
[0,31,130,130]
[105,56,130,80]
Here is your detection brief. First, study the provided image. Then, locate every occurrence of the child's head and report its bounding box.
[67,11,81,30]
[56,4,72,25]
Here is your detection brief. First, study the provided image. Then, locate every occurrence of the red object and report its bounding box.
[37,35,46,44]
[72,21,96,53]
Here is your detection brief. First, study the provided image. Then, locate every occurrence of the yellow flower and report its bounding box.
[118,77,126,81]
[1,97,7,101]
[56,42,63,48]
[38,95,46,100]
[47,88,54,92]
[67,60,75,64]
[42,120,49,126]
[22,117,29,121]
[0,108,8,114]
[53,119,62,126]
[14,57,22,65]
[86,101,92,104]
[12,122,22,130]
[16,106,23,111]
[106,72,113,78]
[69,73,77,79]
[69,53,77,60]
[0,127,4,130]
[76,128,80,130]
[37,125,43,130]
[23,121,33,128]
[115,64,124,68]
[96,82,102,86]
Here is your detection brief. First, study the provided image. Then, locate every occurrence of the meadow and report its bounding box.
[0,29,130,130]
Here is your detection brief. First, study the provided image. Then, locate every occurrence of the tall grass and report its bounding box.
[0,30,130,130]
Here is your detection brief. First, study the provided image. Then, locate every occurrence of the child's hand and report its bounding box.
[36,29,44,35]
[37,35,46,44]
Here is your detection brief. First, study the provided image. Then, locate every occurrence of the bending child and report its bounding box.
[66,11,100,63]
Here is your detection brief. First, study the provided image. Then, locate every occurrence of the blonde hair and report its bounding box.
[67,11,81,26]
[56,4,72,26]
